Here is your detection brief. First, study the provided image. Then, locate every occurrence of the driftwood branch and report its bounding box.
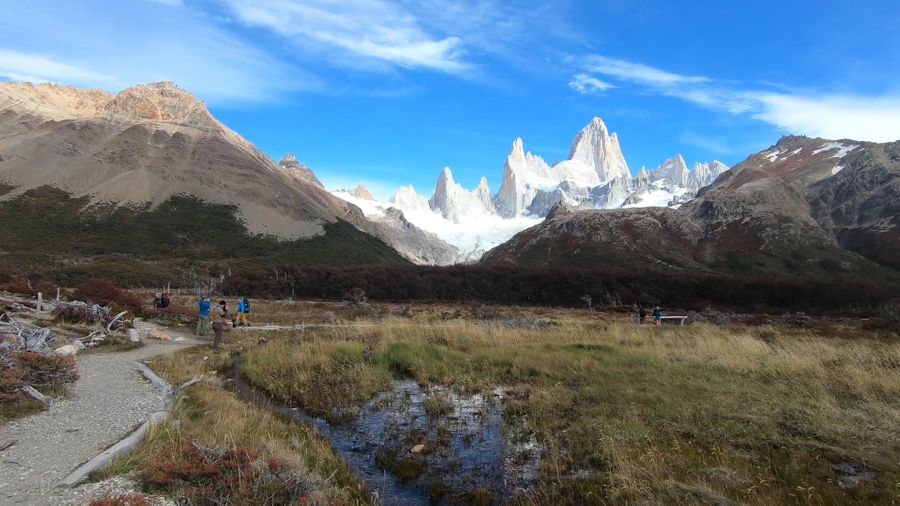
[21,385,49,405]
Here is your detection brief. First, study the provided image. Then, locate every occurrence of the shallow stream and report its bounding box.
[227,356,540,504]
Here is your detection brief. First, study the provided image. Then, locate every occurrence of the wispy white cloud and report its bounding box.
[0,49,115,84]
[568,73,613,95]
[571,54,900,143]
[750,93,900,143]
[222,0,472,74]
[582,55,709,86]
[0,1,316,104]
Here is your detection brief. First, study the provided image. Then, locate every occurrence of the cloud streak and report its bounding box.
[0,1,315,104]
[569,73,614,95]
[571,55,900,143]
[0,49,115,84]
[222,0,472,74]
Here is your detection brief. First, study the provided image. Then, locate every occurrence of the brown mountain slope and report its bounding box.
[482,136,899,280]
[0,81,408,280]
[0,81,371,239]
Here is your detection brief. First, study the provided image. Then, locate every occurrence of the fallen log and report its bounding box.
[21,385,49,405]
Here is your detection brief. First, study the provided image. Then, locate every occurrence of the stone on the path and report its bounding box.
[54,345,78,356]
[126,329,141,343]
[147,330,173,341]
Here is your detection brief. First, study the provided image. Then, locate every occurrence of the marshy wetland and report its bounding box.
[108,299,899,504]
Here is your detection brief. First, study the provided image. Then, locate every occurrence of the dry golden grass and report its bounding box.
[241,312,899,505]
[102,339,371,505]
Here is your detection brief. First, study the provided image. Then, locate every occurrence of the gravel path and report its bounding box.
[0,322,199,505]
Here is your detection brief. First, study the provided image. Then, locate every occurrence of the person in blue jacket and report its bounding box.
[235,297,251,327]
[196,297,211,336]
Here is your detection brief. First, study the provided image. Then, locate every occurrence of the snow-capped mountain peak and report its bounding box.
[651,155,690,187]
[689,160,729,190]
[567,116,631,183]
[331,116,730,265]
[391,185,431,213]
[429,167,495,222]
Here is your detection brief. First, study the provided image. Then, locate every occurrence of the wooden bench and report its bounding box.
[659,315,688,326]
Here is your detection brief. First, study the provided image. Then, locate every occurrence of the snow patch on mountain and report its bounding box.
[813,141,859,158]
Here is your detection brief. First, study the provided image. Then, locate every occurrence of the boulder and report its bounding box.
[126,329,141,343]
[54,345,78,356]
[72,340,86,351]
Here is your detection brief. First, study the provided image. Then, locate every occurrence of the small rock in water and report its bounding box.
[54,344,78,356]
[410,443,426,454]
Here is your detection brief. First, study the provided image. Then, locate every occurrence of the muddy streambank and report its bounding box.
[227,356,541,505]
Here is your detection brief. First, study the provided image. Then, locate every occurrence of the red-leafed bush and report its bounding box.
[142,305,197,323]
[142,442,316,504]
[73,278,142,313]
[0,351,78,403]
[88,493,151,506]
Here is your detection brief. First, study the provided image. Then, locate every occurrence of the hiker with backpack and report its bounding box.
[653,305,662,325]
[235,296,251,327]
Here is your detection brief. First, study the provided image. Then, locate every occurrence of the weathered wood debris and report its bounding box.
[1,292,139,404]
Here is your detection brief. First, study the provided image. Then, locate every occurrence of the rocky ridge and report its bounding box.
[483,135,900,277]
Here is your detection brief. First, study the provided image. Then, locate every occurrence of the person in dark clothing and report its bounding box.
[212,300,228,352]
[153,293,164,308]
[653,306,662,325]
[639,306,647,324]
[161,293,171,308]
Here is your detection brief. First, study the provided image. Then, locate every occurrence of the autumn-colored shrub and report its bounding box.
[142,442,314,504]
[0,351,79,403]
[73,278,141,313]
[88,493,151,506]
[141,305,196,323]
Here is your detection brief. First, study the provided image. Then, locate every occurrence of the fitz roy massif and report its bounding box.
[333,117,730,263]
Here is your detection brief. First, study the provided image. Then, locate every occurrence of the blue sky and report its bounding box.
[2,0,899,199]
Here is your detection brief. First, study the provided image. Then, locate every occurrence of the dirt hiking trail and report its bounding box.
[0,322,200,505]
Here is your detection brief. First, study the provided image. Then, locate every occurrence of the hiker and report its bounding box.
[639,306,647,324]
[235,296,251,327]
[160,293,171,308]
[212,300,228,352]
[196,297,211,336]
[152,293,164,308]
[653,305,662,325]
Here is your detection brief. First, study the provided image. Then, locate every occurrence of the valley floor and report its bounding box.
[111,298,899,504]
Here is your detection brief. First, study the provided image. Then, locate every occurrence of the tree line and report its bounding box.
[221,265,898,314]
